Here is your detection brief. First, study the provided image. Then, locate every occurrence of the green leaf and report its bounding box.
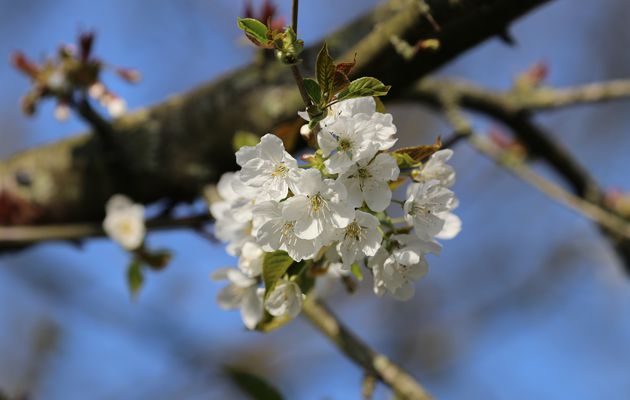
[302,78,322,105]
[316,42,335,102]
[127,260,144,298]
[350,263,363,281]
[237,17,270,47]
[391,152,419,169]
[262,251,295,297]
[335,76,391,102]
[233,131,260,152]
[224,366,284,400]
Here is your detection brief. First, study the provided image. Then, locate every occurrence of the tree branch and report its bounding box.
[302,298,432,400]
[0,0,552,230]
[0,212,212,251]
[402,78,630,272]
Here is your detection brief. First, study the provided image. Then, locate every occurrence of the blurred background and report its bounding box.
[1,0,630,399]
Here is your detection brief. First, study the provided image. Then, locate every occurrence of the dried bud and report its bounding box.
[79,31,95,62]
[115,68,142,83]
[11,52,39,78]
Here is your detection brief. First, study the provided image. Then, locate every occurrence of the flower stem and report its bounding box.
[302,298,432,400]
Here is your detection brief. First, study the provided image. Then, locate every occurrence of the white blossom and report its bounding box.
[103,194,145,250]
[264,280,304,318]
[318,115,379,174]
[404,180,457,241]
[289,169,355,241]
[339,153,399,212]
[211,268,264,329]
[255,200,318,261]
[368,234,438,301]
[415,149,455,187]
[238,241,264,277]
[210,172,255,256]
[334,211,382,272]
[236,134,302,201]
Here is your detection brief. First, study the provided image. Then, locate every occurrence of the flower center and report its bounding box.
[281,221,295,237]
[310,193,325,212]
[344,222,362,242]
[338,138,352,152]
[272,163,288,177]
[357,168,371,180]
[410,202,431,217]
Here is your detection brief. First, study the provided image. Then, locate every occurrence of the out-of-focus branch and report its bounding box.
[466,133,630,240]
[412,78,630,113]
[0,0,552,231]
[402,79,630,272]
[302,298,432,400]
[0,212,212,251]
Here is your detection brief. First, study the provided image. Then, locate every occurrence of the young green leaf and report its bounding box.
[224,366,284,400]
[233,131,260,151]
[302,78,322,105]
[316,42,335,102]
[262,251,295,297]
[237,17,271,47]
[350,263,364,281]
[335,76,391,102]
[127,260,144,298]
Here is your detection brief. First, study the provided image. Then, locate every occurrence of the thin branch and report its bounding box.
[0,212,213,249]
[291,0,299,35]
[466,133,630,240]
[412,77,630,113]
[302,298,432,400]
[402,79,630,272]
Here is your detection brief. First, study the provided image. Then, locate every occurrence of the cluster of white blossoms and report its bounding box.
[211,97,460,329]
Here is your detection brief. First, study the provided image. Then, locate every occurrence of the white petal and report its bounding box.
[241,287,264,330]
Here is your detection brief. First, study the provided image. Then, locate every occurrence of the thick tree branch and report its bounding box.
[0,0,551,230]
[302,298,432,400]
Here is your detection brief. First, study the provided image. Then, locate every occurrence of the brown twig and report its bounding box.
[302,298,432,400]
[0,212,213,249]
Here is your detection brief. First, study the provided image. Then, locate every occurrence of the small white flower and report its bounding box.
[334,211,382,272]
[236,134,302,201]
[368,112,397,151]
[368,235,438,301]
[415,149,455,187]
[318,115,378,174]
[106,96,126,117]
[103,194,145,250]
[210,172,255,256]
[339,153,399,212]
[254,200,318,261]
[264,280,305,319]
[211,268,264,330]
[404,180,457,241]
[53,103,70,122]
[238,241,264,277]
[289,169,355,241]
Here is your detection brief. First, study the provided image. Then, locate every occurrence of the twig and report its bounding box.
[403,78,630,272]
[302,298,432,400]
[466,134,630,240]
[0,212,213,248]
[291,0,299,35]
